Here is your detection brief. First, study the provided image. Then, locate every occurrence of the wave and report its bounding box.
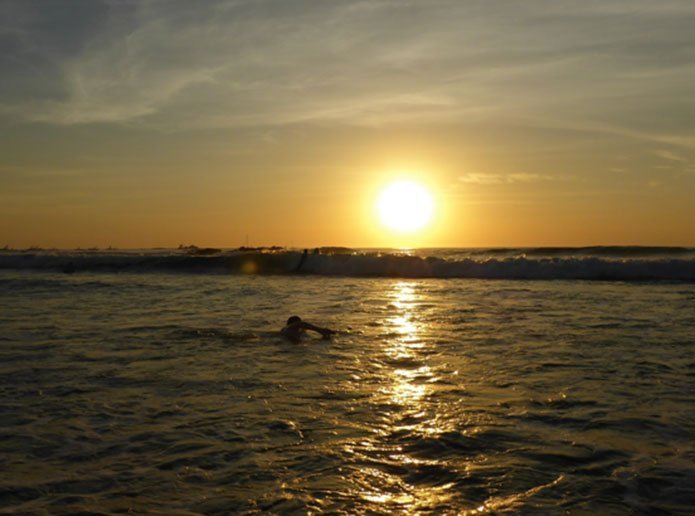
[428,246,695,259]
[517,246,694,257]
[1,249,693,281]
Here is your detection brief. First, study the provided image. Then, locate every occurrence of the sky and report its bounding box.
[1,0,695,248]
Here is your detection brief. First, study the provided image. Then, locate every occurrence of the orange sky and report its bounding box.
[1,1,694,248]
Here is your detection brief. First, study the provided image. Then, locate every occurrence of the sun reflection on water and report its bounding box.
[384,282,431,404]
[344,281,457,510]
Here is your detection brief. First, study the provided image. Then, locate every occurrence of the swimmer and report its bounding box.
[281,315,335,341]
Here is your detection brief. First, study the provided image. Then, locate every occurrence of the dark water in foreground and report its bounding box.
[1,271,694,514]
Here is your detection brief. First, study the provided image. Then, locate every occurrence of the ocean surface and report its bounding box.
[1,247,694,514]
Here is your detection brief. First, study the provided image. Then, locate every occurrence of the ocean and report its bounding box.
[1,247,694,513]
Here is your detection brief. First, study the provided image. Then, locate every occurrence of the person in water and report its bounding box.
[281,316,335,340]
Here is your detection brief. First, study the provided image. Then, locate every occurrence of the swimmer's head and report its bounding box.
[287,315,302,325]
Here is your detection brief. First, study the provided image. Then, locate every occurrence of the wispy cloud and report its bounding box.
[655,149,688,162]
[458,173,560,185]
[1,0,695,142]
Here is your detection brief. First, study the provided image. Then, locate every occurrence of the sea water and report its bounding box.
[0,248,694,513]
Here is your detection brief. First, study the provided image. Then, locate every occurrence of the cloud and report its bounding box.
[458,173,558,185]
[1,0,694,139]
[655,149,688,162]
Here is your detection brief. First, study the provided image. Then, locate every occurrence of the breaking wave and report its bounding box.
[1,248,693,281]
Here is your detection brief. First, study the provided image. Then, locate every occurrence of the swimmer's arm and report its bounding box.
[298,322,336,337]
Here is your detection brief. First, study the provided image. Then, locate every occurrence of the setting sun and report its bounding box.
[377,181,434,234]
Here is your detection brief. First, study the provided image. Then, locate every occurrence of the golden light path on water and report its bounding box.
[384,283,428,408]
[342,281,565,513]
[348,281,456,511]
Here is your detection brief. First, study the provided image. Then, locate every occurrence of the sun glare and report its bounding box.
[377,181,434,233]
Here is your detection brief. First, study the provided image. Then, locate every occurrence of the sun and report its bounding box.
[377,180,434,233]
